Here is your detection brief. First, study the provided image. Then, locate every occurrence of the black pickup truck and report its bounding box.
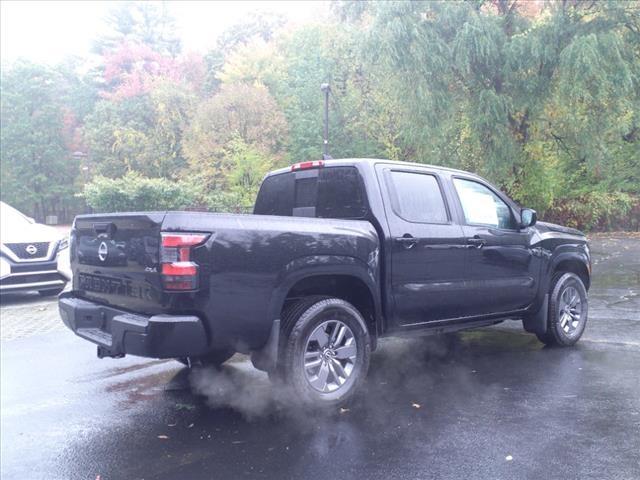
[59,159,591,405]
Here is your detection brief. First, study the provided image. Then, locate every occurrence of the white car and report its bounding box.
[0,201,71,296]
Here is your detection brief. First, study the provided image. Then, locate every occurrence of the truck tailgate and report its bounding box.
[72,213,166,314]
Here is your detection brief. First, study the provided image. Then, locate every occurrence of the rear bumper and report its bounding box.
[58,292,208,359]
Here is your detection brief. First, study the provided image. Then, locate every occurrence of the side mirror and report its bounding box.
[520,208,537,228]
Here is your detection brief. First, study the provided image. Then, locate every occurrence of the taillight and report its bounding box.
[160,233,208,291]
[290,160,324,171]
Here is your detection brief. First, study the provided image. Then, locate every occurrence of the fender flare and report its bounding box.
[267,255,382,326]
[525,249,590,335]
[546,250,591,290]
[251,255,381,373]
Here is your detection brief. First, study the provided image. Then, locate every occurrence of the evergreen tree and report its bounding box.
[0,61,79,219]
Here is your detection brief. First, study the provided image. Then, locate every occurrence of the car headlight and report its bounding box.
[57,237,69,251]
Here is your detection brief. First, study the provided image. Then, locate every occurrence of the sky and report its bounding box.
[0,0,328,64]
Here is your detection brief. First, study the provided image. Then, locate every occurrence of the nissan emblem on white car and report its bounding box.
[25,244,38,255]
[98,241,108,262]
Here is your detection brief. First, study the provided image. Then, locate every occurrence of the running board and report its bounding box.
[388,317,509,338]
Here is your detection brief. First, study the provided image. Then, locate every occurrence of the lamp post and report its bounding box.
[73,151,89,182]
[320,83,331,159]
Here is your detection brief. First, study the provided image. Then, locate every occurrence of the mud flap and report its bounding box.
[523,294,549,335]
[250,319,280,372]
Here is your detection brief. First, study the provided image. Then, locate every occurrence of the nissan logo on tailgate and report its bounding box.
[98,241,108,262]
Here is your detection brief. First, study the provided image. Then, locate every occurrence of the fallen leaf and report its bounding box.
[158,435,169,440]
[187,423,194,428]
[505,455,513,461]
[412,403,421,409]
[339,407,350,414]
[168,422,177,427]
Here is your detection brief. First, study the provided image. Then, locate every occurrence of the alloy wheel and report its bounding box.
[303,320,357,393]
[558,285,582,335]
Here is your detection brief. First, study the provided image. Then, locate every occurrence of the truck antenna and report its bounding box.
[320,83,332,160]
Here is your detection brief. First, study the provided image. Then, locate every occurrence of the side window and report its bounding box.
[317,167,368,219]
[386,170,448,224]
[453,178,516,229]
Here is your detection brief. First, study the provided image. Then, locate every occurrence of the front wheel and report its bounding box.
[274,297,371,407]
[537,272,588,347]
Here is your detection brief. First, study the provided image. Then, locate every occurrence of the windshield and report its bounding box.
[0,202,32,231]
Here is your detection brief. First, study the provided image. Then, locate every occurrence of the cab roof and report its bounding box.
[267,158,476,178]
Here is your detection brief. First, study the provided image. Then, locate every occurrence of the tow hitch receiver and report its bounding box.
[97,346,125,359]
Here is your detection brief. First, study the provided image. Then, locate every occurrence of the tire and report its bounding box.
[274,296,371,407]
[177,348,235,368]
[38,287,64,297]
[536,272,588,347]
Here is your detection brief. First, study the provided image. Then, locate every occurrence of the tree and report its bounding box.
[100,41,205,100]
[183,83,288,190]
[338,0,639,221]
[93,1,181,56]
[83,80,195,179]
[217,11,286,54]
[217,39,281,87]
[205,137,274,211]
[1,1,636,230]
[0,61,79,220]
[271,24,377,161]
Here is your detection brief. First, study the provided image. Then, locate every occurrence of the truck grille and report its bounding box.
[5,242,51,260]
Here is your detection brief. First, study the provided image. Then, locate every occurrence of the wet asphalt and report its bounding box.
[1,235,639,480]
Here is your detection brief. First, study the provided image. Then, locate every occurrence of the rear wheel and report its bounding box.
[177,348,235,368]
[537,272,588,347]
[273,296,371,407]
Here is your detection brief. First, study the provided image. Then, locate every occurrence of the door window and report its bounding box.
[386,170,448,224]
[453,178,516,229]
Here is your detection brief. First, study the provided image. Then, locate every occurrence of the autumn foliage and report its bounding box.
[1,1,638,229]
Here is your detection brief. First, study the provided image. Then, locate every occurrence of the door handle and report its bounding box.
[467,236,486,248]
[395,234,418,249]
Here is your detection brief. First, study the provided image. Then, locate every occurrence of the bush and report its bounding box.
[544,192,638,232]
[204,190,253,214]
[83,172,200,212]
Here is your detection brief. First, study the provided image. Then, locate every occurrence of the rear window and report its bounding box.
[385,170,449,224]
[254,166,368,219]
[254,172,294,216]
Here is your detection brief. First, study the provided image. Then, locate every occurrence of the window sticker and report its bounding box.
[459,188,499,226]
